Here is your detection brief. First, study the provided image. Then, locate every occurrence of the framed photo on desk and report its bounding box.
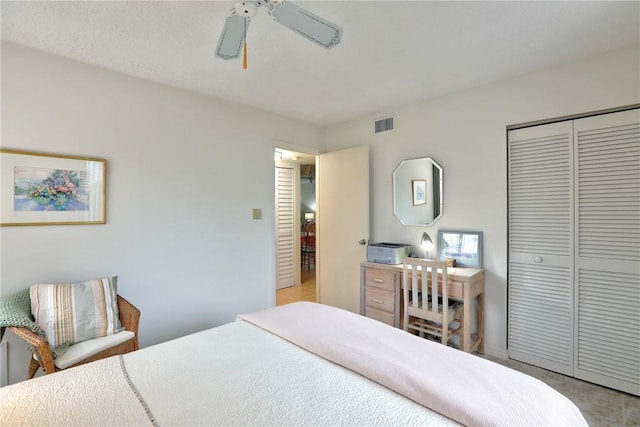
[437,230,483,268]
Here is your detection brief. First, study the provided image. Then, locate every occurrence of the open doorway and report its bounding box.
[274,148,317,305]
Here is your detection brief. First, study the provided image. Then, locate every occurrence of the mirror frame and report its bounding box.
[392,157,443,226]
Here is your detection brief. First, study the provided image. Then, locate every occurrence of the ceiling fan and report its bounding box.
[215,0,343,69]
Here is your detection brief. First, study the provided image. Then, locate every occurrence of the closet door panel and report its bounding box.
[574,109,640,395]
[508,262,573,373]
[508,121,574,375]
[509,122,573,257]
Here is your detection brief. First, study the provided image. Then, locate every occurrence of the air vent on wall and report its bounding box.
[374,117,394,134]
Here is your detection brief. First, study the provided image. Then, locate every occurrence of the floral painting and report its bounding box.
[1,149,105,226]
[14,167,89,211]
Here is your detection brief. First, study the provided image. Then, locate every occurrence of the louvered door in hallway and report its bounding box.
[508,108,640,396]
[276,165,296,290]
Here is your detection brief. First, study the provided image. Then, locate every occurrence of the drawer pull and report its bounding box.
[373,278,385,283]
[372,298,385,304]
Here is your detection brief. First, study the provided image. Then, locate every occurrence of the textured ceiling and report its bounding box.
[2,1,639,126]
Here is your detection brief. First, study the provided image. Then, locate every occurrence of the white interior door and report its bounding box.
[275,164,298,290]
[317,146,369,313]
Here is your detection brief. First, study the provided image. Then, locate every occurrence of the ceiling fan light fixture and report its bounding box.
[235,1,258,18]
[215,0,343,66]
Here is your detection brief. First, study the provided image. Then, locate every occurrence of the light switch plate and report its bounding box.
[252,208,262,220]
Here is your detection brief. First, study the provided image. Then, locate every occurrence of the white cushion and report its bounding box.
[53,330,135,369]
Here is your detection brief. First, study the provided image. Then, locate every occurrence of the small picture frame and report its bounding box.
[437,230,483,268]
[1,149,106,226]
[412,180,426,206]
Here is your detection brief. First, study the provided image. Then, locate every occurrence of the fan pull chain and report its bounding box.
[242,18,248,69]
[242,42,247,69]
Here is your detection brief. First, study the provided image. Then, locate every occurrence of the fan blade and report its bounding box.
[215,10,249,60]
[268,1,342,49]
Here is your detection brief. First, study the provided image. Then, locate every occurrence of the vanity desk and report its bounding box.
[360,261,485,353]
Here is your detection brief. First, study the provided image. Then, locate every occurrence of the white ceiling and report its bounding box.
[2,1,639,126]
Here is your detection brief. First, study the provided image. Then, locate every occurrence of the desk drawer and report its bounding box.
[449,280,463,299]
[364,268,396,291]
[365,287,394,313]
[365,306,395,327]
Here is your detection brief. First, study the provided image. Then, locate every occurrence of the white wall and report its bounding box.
[325,45,640,357]
[0,42,325,384]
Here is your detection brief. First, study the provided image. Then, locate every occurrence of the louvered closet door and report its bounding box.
[573,109,640,395]
[508,121,574,375]
[276,166,295,290]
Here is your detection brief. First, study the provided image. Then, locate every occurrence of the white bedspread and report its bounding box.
[0,355,152,426]
[238,302,588,427]
[0,310,456,426]
[0,302,586,426]
[122,317,456,426]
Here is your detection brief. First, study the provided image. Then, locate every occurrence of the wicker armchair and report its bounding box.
[9,295,140,378]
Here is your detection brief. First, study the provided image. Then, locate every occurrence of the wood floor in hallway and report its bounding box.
[276,267,316,306]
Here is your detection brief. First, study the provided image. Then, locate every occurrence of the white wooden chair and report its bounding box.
[402,258,462,346]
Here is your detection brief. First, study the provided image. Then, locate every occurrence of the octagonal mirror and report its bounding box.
[393,157,443,226]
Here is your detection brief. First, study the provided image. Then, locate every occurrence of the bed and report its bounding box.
[0,302,586,426]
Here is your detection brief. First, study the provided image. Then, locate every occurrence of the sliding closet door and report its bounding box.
[573,109,640,395]
[508,121,574,376]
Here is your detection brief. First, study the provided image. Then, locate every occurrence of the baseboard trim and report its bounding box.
[482,345,509,360]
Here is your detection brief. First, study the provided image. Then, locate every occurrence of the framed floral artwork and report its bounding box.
[0,149,106,226]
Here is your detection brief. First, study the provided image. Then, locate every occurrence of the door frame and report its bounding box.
[274,143,320,293]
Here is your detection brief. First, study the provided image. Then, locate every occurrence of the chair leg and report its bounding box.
[27,357,41,379]
[442,319,449,345]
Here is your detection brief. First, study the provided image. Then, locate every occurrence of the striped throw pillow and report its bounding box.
[30,277,122,348]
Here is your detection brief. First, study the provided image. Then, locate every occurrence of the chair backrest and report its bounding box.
[302,221,316,249]
[402,258,449,324]
[302,220,315,234]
